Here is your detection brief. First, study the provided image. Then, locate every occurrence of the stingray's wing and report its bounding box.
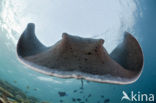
[17,23,47,57]
[110,32,143,76]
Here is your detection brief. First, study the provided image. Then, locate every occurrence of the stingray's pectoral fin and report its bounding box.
[17,23,47,57]
[110,32,143,79]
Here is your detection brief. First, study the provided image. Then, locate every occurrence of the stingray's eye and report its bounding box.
[99,39,104,45]
[62,33,68,39]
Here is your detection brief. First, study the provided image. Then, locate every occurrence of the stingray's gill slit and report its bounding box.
[16,23,144,84]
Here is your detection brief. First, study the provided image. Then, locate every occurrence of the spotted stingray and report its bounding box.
[16,23,144,84]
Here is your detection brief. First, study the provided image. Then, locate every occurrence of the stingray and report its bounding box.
[16,23,143,84]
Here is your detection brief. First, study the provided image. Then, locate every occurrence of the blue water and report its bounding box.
[0,0,156,103]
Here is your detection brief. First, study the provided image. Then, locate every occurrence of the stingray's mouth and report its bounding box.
[16,23,144,84]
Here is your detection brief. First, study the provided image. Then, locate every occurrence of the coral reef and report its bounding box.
[0,79,40,103]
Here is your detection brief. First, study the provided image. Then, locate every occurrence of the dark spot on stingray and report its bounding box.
[104,99,110,103]
[77,98,81,101]
[72,98,76,102]
[73,90,77,93]
[58,91,66,97]
[101,95,104,98]
[88,94,92,97]
[87,52,92,55]
[84,58,88,61]
[95,49,97,52]
[0,100,3,103]
[79,65,82,69]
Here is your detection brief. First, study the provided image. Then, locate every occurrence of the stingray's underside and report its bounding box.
[16,23,143,84]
